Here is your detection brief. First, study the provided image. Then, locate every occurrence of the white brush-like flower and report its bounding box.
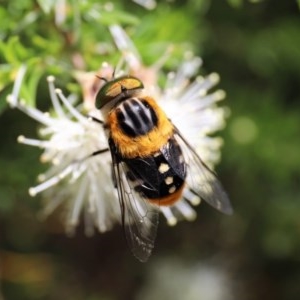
[8,30,228,234]
[8,68,120,236]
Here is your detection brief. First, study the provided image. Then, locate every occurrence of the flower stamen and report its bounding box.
[29,165,74,196]
[160,207,177,226]
[55,89,87,123]
[17,135,50,148]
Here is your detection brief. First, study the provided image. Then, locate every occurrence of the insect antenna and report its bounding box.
[112,67,116,79]
[95,75,108,83]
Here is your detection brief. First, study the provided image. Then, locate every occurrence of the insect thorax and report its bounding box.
[115,97,158,137]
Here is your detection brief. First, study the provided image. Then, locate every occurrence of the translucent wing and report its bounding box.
[109,141,159,262]
[173,126,233,215]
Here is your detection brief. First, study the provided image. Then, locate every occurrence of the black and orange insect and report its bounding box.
[92,75,232,262]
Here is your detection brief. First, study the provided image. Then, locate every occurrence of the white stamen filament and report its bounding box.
[69,163,87,182]
[192,73,220,93]
[87,189,96,214]
[87,170,98,214]
[7,64,27,108]
[109,25,141,69]
[175,200,197,221]
[55,89,87,123]
[94,190,106,231]
[17,135,50,148]
[183,189,201,206]
[47,76,65,118]
[179,56,202,78]
[84,207,95,237]
[52,158,61,165]
[160,207,177,226]
[40,152,57,163]
[16,101,54,126]
[37,174,46,182]
[68,175,88,226]
[29,165,73,196]
[41,193,65,217]
[191,91,226,111]
[179,79,206,103]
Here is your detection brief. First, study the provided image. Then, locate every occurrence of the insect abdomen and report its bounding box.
[124,138,186,206]
[116,98,158,137]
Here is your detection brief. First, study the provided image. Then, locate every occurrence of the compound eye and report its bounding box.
[119,77,143,91]
[95,76,144,109]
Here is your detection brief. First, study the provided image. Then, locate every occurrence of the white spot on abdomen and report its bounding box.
[158,163,170,174]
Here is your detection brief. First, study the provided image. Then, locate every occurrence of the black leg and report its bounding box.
[91,148,109,156]
[88,115,104,124]
[73,148,109,164]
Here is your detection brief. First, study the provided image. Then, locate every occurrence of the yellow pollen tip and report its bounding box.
[186,212,197,222]
[6,94,13,104]
[47,75,55,83]
[29,188,36,197]
[40,154,49,163]
[191,197,201,206]
[52,158,60,165]
[215,90,226,100]
[167,217,177,226]
[209,72,220,84]
[17,135,25,143]
[37,174,46,182]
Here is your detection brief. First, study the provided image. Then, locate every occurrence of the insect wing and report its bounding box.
[173,128,233,215]
[110,150,159,262]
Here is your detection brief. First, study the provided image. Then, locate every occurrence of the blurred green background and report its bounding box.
[1,0,300,299]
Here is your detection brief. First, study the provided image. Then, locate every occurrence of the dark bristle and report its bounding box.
[95,75,108,83]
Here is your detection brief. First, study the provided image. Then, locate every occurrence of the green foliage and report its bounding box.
[0,0,197,114]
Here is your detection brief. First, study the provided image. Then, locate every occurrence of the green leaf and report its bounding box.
[0,36,30,64]
[20,65,44,107]
[0,64,14,91]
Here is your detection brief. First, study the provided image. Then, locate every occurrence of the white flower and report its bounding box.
[8,32,228,234]
[8,68,120,236]
[159,55,226,167]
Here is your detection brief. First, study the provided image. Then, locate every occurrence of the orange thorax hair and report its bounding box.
[107,96,174,159]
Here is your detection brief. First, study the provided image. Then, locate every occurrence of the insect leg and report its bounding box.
[88,115,104,124]
[91,148,109,156]
[72,148,109,165]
